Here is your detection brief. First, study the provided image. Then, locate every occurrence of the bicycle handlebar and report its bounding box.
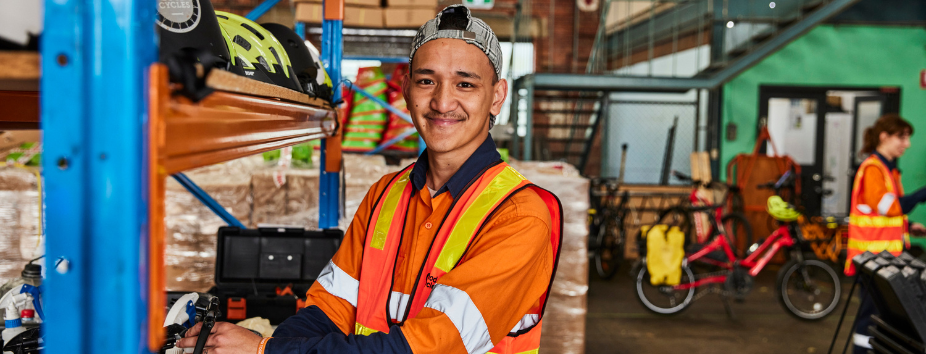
[672,170,733,192]
[757,171,796,190]
[672,170,692,181]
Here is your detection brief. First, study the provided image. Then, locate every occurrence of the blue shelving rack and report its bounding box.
[38,0,346,352]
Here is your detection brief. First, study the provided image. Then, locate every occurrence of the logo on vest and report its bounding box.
[425,273,438,288]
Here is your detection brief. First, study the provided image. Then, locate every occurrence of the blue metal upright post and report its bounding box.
[42,0,156,353]
[319,0,344,229]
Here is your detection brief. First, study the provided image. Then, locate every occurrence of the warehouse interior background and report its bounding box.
[0,0,925,353]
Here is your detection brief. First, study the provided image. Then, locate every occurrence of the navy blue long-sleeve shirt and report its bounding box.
[266,306,413,354]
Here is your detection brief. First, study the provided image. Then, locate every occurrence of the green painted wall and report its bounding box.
[721,25,926,220]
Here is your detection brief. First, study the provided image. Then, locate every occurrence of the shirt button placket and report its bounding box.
[424,221,433,230]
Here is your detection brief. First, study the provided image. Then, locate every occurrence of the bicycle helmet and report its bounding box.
[304,40,334,89]
[157,0,232,70]
[259,23,334,102]
[767,196,801,222]
[215,11,303,93]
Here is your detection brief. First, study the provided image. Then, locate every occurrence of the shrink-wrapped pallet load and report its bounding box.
[510,160,588,354]
[381,65,418,153]
[342,67,388,152]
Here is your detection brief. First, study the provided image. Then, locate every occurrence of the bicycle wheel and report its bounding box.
[635,260,696,315]
[721,213,753,258]
[594,213,625,279]
[776,259,841,320]
[587,212,602,256]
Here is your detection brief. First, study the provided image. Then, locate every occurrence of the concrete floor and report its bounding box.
[585,261,862,354]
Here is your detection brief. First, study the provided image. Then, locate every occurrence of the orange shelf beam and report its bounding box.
[146,64,338,351]
[149,66,338,175]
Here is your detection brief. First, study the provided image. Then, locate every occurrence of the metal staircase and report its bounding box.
[511,0,861,177]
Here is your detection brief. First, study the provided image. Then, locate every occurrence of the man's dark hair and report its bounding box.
[437,7,500,84]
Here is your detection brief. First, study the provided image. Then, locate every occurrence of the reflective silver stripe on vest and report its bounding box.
[316,261,359,307]
[509,314,539,333]
[389,291,411,322]
[424,284,493,354]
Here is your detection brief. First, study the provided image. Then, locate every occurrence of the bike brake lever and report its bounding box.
[193,297,220,354]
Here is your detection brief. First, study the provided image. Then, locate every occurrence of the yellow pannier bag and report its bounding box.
[642,224,685,286]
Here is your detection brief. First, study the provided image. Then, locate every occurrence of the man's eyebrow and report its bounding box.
[412,68,435,75]
[456,71,481,80]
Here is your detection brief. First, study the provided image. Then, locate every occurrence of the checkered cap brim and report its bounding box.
[409,5,502,79]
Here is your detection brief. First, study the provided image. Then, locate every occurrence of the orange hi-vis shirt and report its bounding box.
[304,145,554,353]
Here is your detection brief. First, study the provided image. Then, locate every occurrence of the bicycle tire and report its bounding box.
[776,259,841,320]
[721,213,753,258]
[594,213,625,279]
[587,212,602,256]
[634,259,696,315]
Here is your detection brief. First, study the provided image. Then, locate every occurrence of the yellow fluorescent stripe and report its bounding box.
[371,171,411,250]
[355,323,380,336]
[435,167,525,272]
[849,215,905,228]
[847,239,904,253]
[489,350,539,354]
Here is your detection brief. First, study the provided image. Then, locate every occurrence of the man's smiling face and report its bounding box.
[403,38,507,155]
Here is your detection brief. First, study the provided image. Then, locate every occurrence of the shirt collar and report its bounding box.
[410,134,502,198]
[872,151,898,172]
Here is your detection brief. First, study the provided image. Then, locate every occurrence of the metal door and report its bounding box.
[759,90,827,217]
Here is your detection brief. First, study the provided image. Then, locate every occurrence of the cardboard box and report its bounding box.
[386,0,438,8]
[383,7,434,28]
[344,6,384,28]
[347,0,382,7]
[295,2,323,24]
[294,0,377,4]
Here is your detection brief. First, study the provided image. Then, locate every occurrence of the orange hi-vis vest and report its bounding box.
[846,155,908,276]
[353,162,563,354]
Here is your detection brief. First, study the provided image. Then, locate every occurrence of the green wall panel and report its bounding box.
[721,25,926,219]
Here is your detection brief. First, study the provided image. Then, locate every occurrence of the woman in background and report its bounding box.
[847,114,926,353]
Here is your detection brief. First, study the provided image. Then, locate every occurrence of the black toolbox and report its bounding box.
[208,226,343,325]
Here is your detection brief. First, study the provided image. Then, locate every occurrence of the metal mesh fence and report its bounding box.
[602,100,698,185]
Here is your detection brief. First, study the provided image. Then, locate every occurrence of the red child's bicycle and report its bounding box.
[634,174,842,320]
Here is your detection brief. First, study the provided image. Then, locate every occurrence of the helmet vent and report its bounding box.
[233,35,252,51]
[238,54,254,69]
[257,56,271,71]
[240,23,265,40]
[216,14,228,20]
[269,47,282,65]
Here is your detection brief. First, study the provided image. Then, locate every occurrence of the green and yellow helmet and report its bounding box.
[767,196,801,222]
[215,11,303,93]
[260,23,334,103]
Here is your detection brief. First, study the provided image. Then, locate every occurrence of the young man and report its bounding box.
[179,5,562,354]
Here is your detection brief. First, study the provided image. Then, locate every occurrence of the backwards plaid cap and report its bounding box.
[409,5,503,79]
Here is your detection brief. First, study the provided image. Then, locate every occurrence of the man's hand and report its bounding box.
[177,321,263,354]
[911,222,926,236]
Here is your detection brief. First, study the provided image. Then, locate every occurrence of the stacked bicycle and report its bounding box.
[660,170,753,257]
[635,172,842,320]
[588,178,629,279]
